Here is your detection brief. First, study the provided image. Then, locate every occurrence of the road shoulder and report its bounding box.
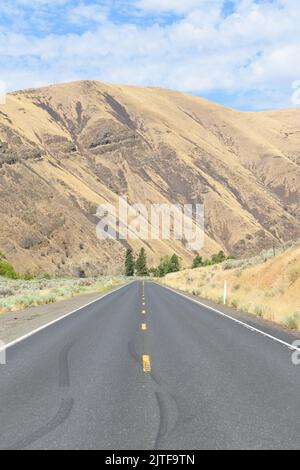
[156,282,300,346]
[0,283,128,344]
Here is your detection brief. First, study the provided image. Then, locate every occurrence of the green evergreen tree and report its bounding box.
[135,248,148,276]
[157,256,170,277]
[169,253,181,273]
[125,248,135,276]
[156,254,180,277]
[192,255,203,268]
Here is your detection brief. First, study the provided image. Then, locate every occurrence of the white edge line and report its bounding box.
[157,283,300,353]
[0,281,132,354]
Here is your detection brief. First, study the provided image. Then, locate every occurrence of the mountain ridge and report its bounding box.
[0,80,299,275]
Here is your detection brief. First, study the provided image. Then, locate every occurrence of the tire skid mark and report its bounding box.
[154,392,170,448]
[8,342,75,450]
[59,342,74,388]
[128,339,188,449]
[7,398,74,450]
[128,339,143,367]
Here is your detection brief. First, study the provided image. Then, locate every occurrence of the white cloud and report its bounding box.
[135,0,222,14]
[0,0,299,109]
[68,3,107,25]
[16,0,70,5]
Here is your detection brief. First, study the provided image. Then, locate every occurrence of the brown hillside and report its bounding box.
[0,81,299,275]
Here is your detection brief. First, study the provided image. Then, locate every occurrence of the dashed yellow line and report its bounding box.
[142,355,151,373]
[141,323,147,331]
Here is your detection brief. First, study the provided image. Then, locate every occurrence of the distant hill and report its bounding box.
[0,81,299,275]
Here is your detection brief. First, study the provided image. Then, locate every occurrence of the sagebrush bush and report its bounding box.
[0,288,13,297]
[23,272,35,281]
[254,305,264,318]
[0,276,124,314]
[283,313,300,330]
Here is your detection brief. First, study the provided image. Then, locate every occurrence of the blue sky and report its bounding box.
[0,0,299,110]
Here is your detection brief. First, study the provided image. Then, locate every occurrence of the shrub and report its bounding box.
[230,298,239,308]
[42,273,52,280]
[211,251,226,264]
[23,272,35,281]
[254,305,264,318]
[192,289,202,296]
[240,304,251,313]
[43,294,56,304]
[0,260,18,279]
[283,313,300,330]
[0,288,13,297]
[192,255,203,268]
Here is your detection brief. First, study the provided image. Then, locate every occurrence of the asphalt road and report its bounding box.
[0,281,300,450]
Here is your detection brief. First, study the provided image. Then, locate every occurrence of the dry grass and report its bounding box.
[161,242,300,330]
[0,276,125,314]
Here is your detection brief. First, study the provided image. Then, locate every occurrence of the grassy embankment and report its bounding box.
[161,240,300,330]
[0,253,125,314]
[0,276,125,314]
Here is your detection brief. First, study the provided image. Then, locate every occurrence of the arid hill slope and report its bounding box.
[0,81,299,275]
[162,241,300,329]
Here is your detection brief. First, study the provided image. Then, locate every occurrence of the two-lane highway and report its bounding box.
[0,281,300,449]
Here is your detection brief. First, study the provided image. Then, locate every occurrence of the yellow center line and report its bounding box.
[142,355,151,373]
[141,309,146,314]
[141,323,147,331]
